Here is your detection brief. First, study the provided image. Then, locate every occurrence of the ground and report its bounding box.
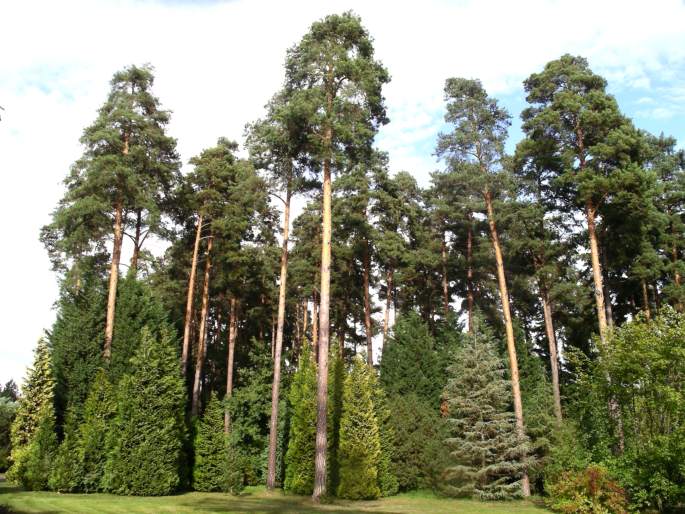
[0,478,550,514]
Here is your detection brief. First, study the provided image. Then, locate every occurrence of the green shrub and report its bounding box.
[48,412,82,492]
[104,327,186,496]
[283,344,316,495]
[337,356,381,500]
[193,392,243,493]
[547,465,628,514]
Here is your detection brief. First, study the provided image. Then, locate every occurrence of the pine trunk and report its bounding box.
[224,297,237,433]
[586,201,609,345]
[363,240,373,365]
[312,294,319,360]
[103,199,124,361]
[466,214,474,334]
[130,209,142,274]
[673,239,682,312]
[182,214,203,376]
[441,233,449,317]
[313,130,332,501]
[191,232,213,417]
[484,191,530,497]
[540,284,562,422]
[382,268,393,350]
[641,279,651,319]
[266,187,291,489]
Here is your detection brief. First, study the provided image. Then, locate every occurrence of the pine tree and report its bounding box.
[78,369,116,492]
[337,356,381,500]
[8,338,56,490]
[284,12,389,499]
[104,327,186,496]
[193,392,242,493]
[284,344,317,495]
[443,322,530,500]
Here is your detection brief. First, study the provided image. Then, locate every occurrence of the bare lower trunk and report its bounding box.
[130,209,142,274]
[485,191,530,497]
[540,285,562,422]
[382,269,393,351]
[266,188,291,489]
[224,297,237,433]
[363,241,373,365]
[182,214,203,376]
[673,239,682,312]
[191,233,213,417]
[312,146,332,502]
[104,199,124,361]
[641,279,651,319]
[312,294,319,361]
[303,299,308,339]
[271,315,276,359]
[466,215,474,334]
[441,234,449,317]
[586,202,609,345]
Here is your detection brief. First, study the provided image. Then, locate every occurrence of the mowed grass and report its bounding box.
[0,478,550,514]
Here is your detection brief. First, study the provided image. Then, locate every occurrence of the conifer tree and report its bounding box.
[7,339,57,490]
[436,77,530,495]
[337,356,381,500]
[77,369,116,492]
[284,12,389,499]
[443,322,530,500]
[41,65,180,359]
[284,344,317,495]
[374,382,399,497]
[193,392,242,493]
[104,328,186,496]
[49,411,82,492]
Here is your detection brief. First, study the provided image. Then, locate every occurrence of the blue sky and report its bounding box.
[1,0,684,384]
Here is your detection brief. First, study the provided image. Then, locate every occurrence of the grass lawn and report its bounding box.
[0,478,550,514]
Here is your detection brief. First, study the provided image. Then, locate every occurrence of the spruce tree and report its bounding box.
[284,344,317,495]
[337,356,381,500]
[193,392,242,493]
[443,322,530,500]
[104,327,186,496]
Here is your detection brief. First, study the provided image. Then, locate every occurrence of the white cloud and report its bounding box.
[1,0,684,382]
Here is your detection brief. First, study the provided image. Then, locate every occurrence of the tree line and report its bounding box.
[5,11,685,512]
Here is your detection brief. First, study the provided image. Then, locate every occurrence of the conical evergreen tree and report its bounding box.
[443,321,530,500]
[374,381,399,497]
[77,369,116,492]
[337,356,381,500]
[8,338,57,490]
[193,392,242,493]
[284,344,317,495]
[49,410,82,492]
[104,327,186,496]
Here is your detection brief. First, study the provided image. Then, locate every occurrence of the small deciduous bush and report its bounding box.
[547,465,629,514]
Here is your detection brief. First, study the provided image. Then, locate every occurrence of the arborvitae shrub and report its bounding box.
[442,323,530,500]
[337,356,381,500]
[104,327,186,496]
[7,339,57,490]
[283,344,317,495]
[193,392,243,493]
[374,384,399,497]
[49,411,82,492]
[327,347,344,494]
[78,369,116,492]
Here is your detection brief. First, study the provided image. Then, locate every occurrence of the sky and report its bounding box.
[1,0,684,385]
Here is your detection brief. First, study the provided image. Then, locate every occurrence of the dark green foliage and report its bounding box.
[104,328,186,496]
[374,386,398,497]
[109,276,172,384]
[193,392,242,493]
[49,412,82,492]
[225,339,273,485]
[380,313,444,408]
[78,369,116,492]
[337,357,381,500]
[0,398,17,471]
[1,381,19,401]
[443,324,530,500]
[50,280,106,421]
[387,394,450,492]
[284,344,317,495]
[547,465,628,514]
